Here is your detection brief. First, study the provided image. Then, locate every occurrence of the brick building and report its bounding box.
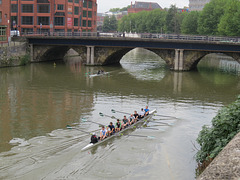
[128,1,162,14]
[10,0,97,34]
[0,0,11,42]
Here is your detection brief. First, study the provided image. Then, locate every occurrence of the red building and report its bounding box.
[128,1,161,14]
[10,0,97,34]
[0,0,11,42]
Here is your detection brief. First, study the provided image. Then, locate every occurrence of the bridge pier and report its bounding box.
[86,46,95,65]
[174,49,184,71]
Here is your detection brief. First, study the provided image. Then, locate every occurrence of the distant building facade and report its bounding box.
[10,0,97,35]
[189,0,210,11]
[0,0,11,42]
[128,1,162,14]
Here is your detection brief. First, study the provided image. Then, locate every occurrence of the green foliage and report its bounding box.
[197,0,227,35]
[103,15,117,32]
[218,0,240,36]
[196,95,240,165]
[109,5,130,12]
[165,5,181,34]
[20,54,30,66]
[118,9,167,33]
[181,11,199,35]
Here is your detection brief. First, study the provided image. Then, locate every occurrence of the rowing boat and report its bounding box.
[81,109,156,151]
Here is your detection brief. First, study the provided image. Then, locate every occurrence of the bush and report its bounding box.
[196,95,240,174]
[20,54,30,65]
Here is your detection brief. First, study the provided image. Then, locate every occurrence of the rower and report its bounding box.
[128,114,135,125]
[133,110,139,122]
[107,122,115,136]
[144,106,149,116]
[139,108,145,119]
[90,132,98,144]
[122,115,130,129]
[100,126,107,140]
[115,119,122,132]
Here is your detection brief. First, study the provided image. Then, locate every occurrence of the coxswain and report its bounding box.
[115,119,122,132]
[90,132,98,144]
[100,126,107,140]
[107,122,115,136]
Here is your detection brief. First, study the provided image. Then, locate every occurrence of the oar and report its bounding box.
[66,125,93,135]
[99,112,118,119]
[153,114,177,119]
[140,127,159,130]
[80,118,104,127]
[111,109,131,115]
[127,134,155,139]
[144,120,171,126]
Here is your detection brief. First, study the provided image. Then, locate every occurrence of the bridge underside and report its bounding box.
[30,45,240,71]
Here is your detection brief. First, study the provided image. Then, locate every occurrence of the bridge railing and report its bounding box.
[21,31,240,43]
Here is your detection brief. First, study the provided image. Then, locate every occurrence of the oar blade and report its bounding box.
[111,109,116,113]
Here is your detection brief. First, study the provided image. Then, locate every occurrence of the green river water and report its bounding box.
[0,48,239,179]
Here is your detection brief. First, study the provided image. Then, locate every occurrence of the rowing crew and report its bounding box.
[90,106,150,144]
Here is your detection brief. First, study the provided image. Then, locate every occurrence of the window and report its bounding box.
[54,17,65,26]
[0,0,2,4]
[11,4,18,13]
[22,16,33,25]
[0,12,2,23]
[68,0,73,2]
[88,1,92,8]
[37,0,49,3]
[74,18,78,26]
[57,4,64,10]
[21,28,33,34]
[74,7,79,15]
[38,17,49,25]
[75,0,79,3]
[83,0,87,8]
[82,20,86,27]
[83,10,87,17]
[88,11,92,18]
[38,5,50,13]
[22,4,34,13]
[0,26,7,41]
[88,20,91,27]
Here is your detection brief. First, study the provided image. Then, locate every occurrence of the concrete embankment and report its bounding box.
[197,132,240,180]
[0,42,28,68]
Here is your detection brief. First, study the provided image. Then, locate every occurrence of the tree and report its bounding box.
[198,0,227,35]
[181,11,199,35]
[218,0,240,36]
[103,15,117,32]
[165,5,181,34]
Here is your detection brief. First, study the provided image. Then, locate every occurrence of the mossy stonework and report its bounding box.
[0,43,29,68]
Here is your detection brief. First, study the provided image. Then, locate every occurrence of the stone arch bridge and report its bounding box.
[27,36,240,71]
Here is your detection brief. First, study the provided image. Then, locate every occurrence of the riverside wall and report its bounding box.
[197,132,240,180]
[0,43,28,68]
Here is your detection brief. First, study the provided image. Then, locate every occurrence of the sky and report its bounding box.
[97,0,189,13]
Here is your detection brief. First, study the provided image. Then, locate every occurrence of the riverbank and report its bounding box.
[197,132,240,180]
[0,42,29,68]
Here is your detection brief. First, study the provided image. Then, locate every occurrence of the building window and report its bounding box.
[22,16,33,25]
[82,20,86,27]
[57,4,64,10]
[74,7,79,15]
[54,17,65,26]
[74,18,78,26]
[0,0,2,4]
[38,5,50,13]
[37,0,49,3]
[75,0,79,3]
[0,26,7,41]
[68,0,73,2]
[83,10,87,17]
[22,4,34,13]
[88,1,92,8]
[38,17,49,25]
[88,20,91,27]
[83,0,87,8]
[22,28,33,34]
[88,11,92,18]
[11,4,18,13]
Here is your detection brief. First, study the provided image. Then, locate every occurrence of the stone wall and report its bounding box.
[197,132,240,180]
[0,43,27,68]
